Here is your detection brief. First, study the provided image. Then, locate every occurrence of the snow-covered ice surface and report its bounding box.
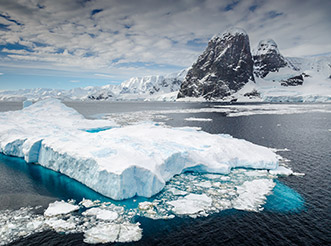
[0,99,279,200]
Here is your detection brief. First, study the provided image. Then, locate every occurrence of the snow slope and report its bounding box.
[231,55,331,102]
[0,99,279,200]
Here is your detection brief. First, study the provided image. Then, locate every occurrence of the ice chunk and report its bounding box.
[83,208,118,221]
[269,166,293,176]
[45,218,76,232]
[44,201,79,217]
[184,117,213,122]
[167,194,212,215]
[232,179,275,212]
[79,198,99,208]
[168,188,188,196]
[83,223,142,244]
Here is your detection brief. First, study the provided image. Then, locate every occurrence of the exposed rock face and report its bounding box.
[177,27,254,100]
[253,39,287,78]
[281,74,304,86]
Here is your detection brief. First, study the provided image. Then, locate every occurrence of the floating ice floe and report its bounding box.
[232,179,276,212]
[167,194,212,215]
[269,166,293,176]
[0,99,280,200]
[83,222,142,244]
[44,200,79,217]
[83,207,118,221]
[184,117,213,122]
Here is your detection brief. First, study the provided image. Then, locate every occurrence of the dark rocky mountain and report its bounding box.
[177,27,254,100]
[253,39,288,78]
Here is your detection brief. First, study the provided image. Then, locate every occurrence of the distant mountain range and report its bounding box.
[1,27,330,102]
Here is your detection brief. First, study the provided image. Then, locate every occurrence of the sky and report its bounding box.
[0,0,330,90]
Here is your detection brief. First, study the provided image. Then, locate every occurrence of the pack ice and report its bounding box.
[0,99,279,200]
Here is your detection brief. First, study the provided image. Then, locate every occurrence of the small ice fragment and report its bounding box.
[184,117,213,122]
[167,194,212,215]
[269,166,293,176]
[83,207,118,221]
[45,218,76,232]
[168,188,188,196]
[83,223,142,244]
[79,199,98,208]
[292,172,305,176]
[44,201,79,217]
[117,223,143,242]
[138,201,154,210]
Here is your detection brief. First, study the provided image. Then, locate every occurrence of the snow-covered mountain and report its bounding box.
[0,69,188,102]
[177,28,331,102]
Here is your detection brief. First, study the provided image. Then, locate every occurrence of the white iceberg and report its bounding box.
[0,99,279,200]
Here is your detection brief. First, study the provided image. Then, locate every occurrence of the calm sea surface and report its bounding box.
[0,101,330,245]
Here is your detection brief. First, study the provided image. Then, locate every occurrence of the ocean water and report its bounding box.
[0,101,330,245]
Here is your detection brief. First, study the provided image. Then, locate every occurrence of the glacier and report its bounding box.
[0,98,279,200]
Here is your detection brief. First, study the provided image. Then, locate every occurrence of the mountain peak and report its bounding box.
[211,27,247,42]
[178,27,254,100]
[253,39,287,78]
[254,39,280,56]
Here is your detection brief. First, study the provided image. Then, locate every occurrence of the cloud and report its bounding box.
[94,73,114,78]
[0,0,330,82]
[69,80,80,83]
[0,73,3,75]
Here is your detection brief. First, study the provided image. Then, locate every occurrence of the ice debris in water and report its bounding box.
[0,164,303,245]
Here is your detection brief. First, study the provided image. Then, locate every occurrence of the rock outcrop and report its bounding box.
[177,27,254,100]
[253,39,287,78]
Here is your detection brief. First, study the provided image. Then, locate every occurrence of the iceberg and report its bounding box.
[0,99,279,200]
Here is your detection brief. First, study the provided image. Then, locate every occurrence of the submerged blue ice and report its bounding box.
[84,126,114,133]
[265,180,305,213]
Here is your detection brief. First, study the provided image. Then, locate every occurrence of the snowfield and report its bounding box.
[0,99,279,200]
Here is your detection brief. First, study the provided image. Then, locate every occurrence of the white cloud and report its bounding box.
[94,73,114,78]
[0,73,3,75]
[0,0,330,81]
[69,80,80,83]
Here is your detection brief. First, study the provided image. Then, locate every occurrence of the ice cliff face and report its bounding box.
[253,39,288,78]
[177,27,254,100]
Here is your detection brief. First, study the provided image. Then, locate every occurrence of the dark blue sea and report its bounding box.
[0,101,330,245]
